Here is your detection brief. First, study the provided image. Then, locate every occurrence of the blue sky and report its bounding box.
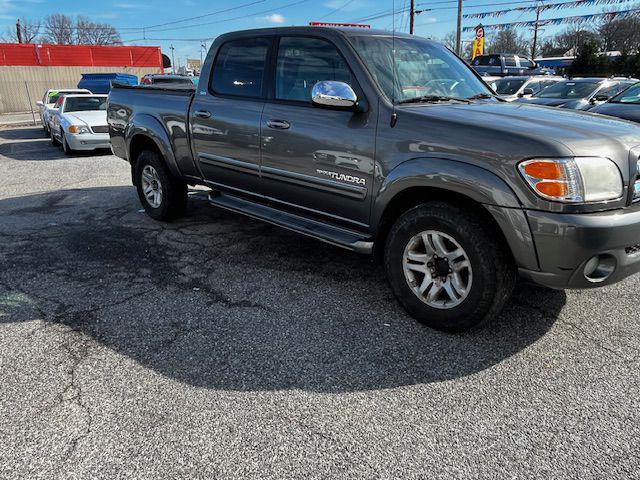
[1,0,636,63]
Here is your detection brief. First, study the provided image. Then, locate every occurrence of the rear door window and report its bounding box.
[211,37,271,98]
[504,56,517,67]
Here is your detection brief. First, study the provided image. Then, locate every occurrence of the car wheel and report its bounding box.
[384,202,516,332]
[61,132,74,156]
[50,127,60,146]
[135,150,188,221]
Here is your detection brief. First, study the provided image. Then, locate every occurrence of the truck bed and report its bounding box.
[107,83,198,178]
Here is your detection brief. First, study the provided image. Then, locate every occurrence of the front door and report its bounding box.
[260,36,376,229]
[190,37,272,197]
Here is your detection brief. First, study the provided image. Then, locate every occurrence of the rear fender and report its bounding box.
[125,113,181,178]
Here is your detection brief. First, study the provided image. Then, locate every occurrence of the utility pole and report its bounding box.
[531,6,541,60]
[16,19,22,44]
[409,0,415,34]
[170,44,175,74]
[455,0,463,55]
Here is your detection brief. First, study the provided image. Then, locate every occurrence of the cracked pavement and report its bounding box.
[0,126,639,479]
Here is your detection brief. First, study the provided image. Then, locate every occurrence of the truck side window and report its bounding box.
[504,56,517,67]
[275,37,354,102]
[211,38,270,98]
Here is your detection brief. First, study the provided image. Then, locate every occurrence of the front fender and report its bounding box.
[372,157,539,271]
[125,113,181,178]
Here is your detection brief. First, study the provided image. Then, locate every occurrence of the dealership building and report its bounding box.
[0,43,163,113]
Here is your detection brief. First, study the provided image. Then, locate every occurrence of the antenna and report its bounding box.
[391,0,398,127]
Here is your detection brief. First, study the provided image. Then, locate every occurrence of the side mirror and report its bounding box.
[593,93,610,102]
[519,87,535,97]
[36,100,44,107]
[312,81,358,110]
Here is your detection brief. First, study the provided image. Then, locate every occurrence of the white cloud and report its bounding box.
[114,2,147,9]
[259,13,285,24]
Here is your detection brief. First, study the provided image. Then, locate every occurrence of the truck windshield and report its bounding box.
[350,35,492,102]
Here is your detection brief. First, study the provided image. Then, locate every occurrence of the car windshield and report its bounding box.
[609,82,640,103]
[47,90,85,104]
[493,78,527,95]
[350,35,492,102]
[63,96,107,112]
[534,80,599,99]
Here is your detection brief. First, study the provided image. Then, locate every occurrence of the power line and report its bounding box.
[316,0,358,20]
[143,0,267,30]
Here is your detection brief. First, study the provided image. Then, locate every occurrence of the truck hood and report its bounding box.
[63,110,107,127]
[514,97,580,108]
[404,101,640,154]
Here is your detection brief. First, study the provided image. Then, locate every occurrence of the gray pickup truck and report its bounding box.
[108,27,640,332]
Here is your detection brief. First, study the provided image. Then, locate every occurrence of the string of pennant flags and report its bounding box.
[462,6,640,31]
[463,0,632,19]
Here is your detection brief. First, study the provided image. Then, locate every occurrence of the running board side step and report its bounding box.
[208,192,374,254]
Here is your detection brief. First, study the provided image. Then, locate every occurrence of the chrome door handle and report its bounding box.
[267,119,290,130]
[194,110,212,119]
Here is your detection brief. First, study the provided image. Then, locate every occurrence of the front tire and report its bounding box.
[135,150,187,221]
[50,128,60,146]
[61,132,74,155]
[384,202,515,332]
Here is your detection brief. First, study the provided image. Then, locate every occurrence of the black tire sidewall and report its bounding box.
[135,150,186,221]
[384,204,502,332]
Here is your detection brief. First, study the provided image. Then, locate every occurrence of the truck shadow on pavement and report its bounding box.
[0,186,566,392]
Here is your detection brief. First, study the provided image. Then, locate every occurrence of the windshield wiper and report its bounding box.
[467,92,496,100]
[397,95,472,105]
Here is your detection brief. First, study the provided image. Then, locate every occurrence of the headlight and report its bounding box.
[68,125,90,134]
[518,157,623,203]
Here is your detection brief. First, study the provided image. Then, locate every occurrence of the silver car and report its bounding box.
[490,75,563,101]
[49,95,110,155]
[36,88,91,135]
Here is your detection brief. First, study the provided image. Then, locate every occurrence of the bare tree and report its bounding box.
[553,27,599,56]
[42,13,74,44]
[76,16,122,45]
[441,31,457,51]
[486,29,529,56]
[1,18,41,43]
[599,17,640,55]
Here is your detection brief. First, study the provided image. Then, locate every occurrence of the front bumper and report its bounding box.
[519,205,640,288]
[66,133,111,151]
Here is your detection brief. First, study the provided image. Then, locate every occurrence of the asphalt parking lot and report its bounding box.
[0,126,639,479]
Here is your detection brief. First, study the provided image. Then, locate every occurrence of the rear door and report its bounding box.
[259,35,376,228]
[190,36,273,196]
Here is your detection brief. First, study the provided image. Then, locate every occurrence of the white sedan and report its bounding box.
[49,95,110,155]
[36,88,91,135]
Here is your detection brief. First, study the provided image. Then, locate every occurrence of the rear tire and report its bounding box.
[135,150,187,221]
[384,202,516,332]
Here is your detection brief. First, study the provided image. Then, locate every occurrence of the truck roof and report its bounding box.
[215,25,417,40]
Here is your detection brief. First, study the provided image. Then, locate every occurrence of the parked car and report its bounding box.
[589,82,640,123]
[36,88,91,135]
[515,77,637,110]
[108,27,640,332]
[470,53,552,77]
[490,75,563,101]
[78,73,138,94]
[49,94,110,155]
[140,74,196,87]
